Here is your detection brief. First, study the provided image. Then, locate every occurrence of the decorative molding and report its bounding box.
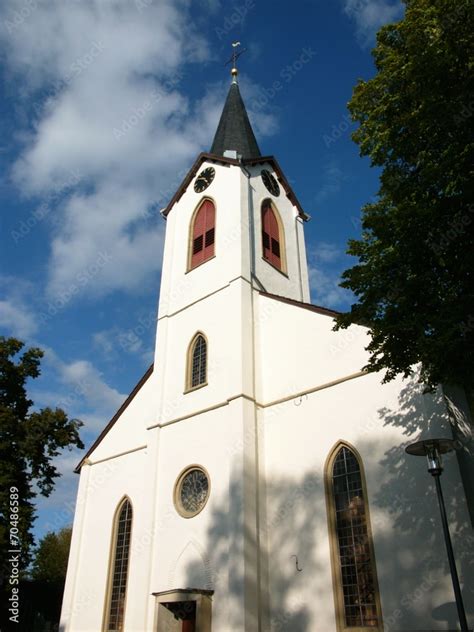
[87,444,147,467]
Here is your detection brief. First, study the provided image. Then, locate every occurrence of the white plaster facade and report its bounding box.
[60,150,473,632]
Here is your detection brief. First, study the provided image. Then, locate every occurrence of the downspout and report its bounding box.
[295,215,304,302]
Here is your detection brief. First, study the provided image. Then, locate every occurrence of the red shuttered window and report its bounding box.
[261,202,282,271]
[190,199,215,270]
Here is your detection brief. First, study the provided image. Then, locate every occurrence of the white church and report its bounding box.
[60,63,474,632]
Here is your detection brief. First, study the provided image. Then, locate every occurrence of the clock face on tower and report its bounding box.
[194,166,215,193]
[261,169,280,197]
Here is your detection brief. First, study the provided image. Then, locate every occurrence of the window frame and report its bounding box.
[324,441,383,632]
[185,332,208,393]
[260,199,287,274]
[187,197,216,272]
[102,496,133,632]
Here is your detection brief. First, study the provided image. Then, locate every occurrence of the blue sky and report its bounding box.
[0,0,404,542]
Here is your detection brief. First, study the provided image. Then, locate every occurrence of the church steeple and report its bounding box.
[210,50,261,160]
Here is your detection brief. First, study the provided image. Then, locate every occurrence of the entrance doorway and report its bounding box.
[153,588,213,632]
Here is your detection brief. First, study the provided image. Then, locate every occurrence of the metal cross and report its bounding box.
[225,41,247,70]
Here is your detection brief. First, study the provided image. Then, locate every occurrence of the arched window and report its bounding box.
[187,333,207,390]
[261,201,284,271]
[104,498,133,632]
[189,199,215,270]
[325,443,382,631]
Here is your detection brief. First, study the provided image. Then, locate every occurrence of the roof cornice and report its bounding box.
[259,291,341,318]
[161,153,310,221]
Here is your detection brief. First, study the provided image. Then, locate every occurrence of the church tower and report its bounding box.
[156,65,310,326]
[145,59,311,630]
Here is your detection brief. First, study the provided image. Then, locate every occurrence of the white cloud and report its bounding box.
[1,1,280,302]
[309,265,350,308]
[342,0,403,45]
[0,277,38,338]
[40,347,126,432]
[33,451,82,533]
[57,358,126,413]
[93,329,117,357]
[307,242,353,309]
[93,323,153,360]
[0,299,37,338]
[0,1,277,301]
[312,242,342,264]
[315,162,349,204]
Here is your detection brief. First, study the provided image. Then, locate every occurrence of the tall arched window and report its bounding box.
[104,498,133,632]
[261,201,285,271]
[325,443,382,631]
[189,199,215,270]
[187,333,207,390]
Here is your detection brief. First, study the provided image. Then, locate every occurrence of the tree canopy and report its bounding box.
[0,337,83,585]
[335,0,474,392]
[31,527,72,583]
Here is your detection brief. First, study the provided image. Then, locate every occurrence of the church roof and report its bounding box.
[259,291,341,318]
[210,82,261,160]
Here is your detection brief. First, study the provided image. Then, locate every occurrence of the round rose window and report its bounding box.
[174,466,210,518]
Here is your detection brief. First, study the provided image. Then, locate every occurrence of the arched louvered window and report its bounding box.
[261,201,284,271]
[190,199,215,270]
[187,333,207,390]
[325,444,382,631]
[104,498,132,632]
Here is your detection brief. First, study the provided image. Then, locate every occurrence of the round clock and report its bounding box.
[261,169,280,197]
[174,466,210,518]
[194,167,215,193]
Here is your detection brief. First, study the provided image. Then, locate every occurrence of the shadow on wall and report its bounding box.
[182,380,473,632]
[373,380,474,631]
[184,467,318,631]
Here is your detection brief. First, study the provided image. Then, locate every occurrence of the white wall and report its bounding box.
[60,451,149,632]
[257,293,473,632]
[147,399,249,632]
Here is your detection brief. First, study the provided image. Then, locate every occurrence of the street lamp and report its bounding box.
[405,438,469,632]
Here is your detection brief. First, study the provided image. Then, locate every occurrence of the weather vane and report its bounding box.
[225,41,247,82]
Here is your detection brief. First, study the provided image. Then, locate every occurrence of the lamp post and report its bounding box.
[405,438,469,632]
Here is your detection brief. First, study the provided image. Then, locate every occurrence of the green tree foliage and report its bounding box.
[0,337,83,585]
[31,527,72,582]
[336,0,474,392]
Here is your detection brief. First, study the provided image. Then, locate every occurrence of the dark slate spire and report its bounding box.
[210,78,261,160]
